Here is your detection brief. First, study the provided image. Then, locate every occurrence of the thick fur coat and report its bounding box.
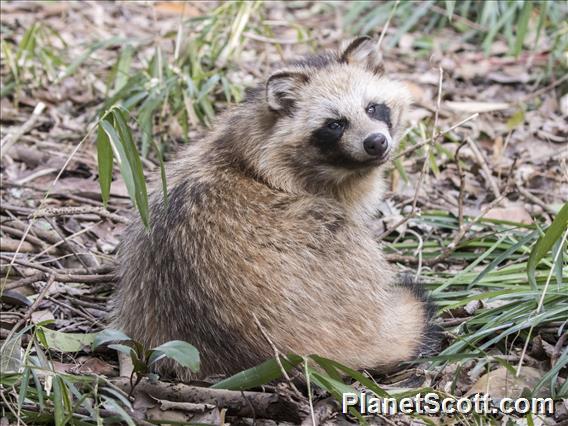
[112,37,434,380]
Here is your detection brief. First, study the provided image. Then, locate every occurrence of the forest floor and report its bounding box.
[1,2,567,425]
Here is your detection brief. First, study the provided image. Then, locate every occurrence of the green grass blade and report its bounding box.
[527,202,568,289]
[58,36,127,81]
[17,367,30,410]
[445,0,456,21]
[212,354,303,390]
[52,375,65,425]
[388,1,433,48]
[96,123,114,207]
[513,1,533,57]
[533,346,567,397]
[310,355,390,398]
[308,369,367,424]
[470,231,538,288]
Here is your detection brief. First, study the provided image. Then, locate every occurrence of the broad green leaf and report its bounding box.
[212,354,303,390]
[108,344,135,357]
[113,44,135,93]
[96,123,113,206]
[146,350,167,367]
[93,329,131,349]
[40,329,97,353]
[111,109,150,228]
[527,202,568,289]
[150,340,200,373]
[99,119,136,203]
[1,334,23,373]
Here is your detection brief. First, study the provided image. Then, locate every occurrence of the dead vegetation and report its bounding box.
[1,1,567,425]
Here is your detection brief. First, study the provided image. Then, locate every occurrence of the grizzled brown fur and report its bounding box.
[113,37,435,380]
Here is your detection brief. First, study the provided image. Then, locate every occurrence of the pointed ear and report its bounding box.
[340,36,384,75]
[266,71,309,113]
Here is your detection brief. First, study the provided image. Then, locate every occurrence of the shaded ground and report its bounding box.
[1,2,567,425]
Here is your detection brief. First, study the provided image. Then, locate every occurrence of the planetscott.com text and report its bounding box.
[342,392,554,416]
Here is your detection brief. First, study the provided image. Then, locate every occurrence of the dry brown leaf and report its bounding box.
[154,2,202,17]
[485,204,533,224]
[76,357,117,376]
[467,366,547,398]
[31,309,55,324]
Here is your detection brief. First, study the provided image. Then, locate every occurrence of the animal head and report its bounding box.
[230,37,412,195]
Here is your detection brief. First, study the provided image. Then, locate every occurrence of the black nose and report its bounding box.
[363,133,389,157]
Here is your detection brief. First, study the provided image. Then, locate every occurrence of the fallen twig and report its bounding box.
[455,141,468,230]
[518,73,568,104]
[0,257,116,290]
[1,102,46,159]
[467,138,500,199]
[153,398,215,413]
[31,206,129,224]
[111,377,306,422]
[515,181,557,216]
[0,225,50,251]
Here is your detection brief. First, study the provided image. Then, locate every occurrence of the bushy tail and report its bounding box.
[396,274,442,357]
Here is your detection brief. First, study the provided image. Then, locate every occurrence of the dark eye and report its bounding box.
[327,121,344,131]
[366,103,392,128]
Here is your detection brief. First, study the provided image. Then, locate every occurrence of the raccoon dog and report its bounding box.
[113,37,435,380]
